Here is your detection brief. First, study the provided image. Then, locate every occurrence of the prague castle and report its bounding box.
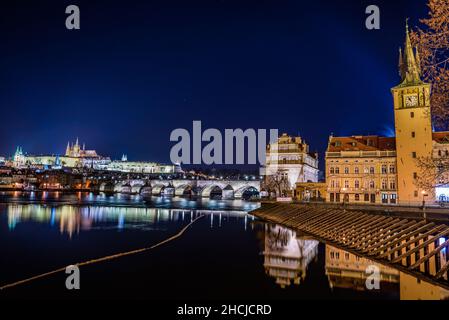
[325,24,449,205]
[65,138,99,158]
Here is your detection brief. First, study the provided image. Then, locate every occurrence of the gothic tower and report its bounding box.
[391,22,433,204]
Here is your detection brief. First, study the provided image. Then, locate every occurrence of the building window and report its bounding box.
[330,193,335,202]
[369,181,375,189]
[364,167,369,174]
[390,194,397,204]
[412,152,417,158]
[344,167,349,174]
[364,194,370,202]
[345,253,350,260]
[354,167,359,174]
[381,165,387,174]
[411,112,415,118]
[355,194,360,201]
[382,193,388,204]
[355,180,360,189]
[411,132,416,138]
[389,165,395,174]
[344,180,349,188]
[335,167,340,174]
[335,193,340,202]
[370,167,375,174]
[389,181,396,190]
[330,167,335,174]
[382,180,387,189]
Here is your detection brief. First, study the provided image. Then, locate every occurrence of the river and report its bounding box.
[0,191,448,300]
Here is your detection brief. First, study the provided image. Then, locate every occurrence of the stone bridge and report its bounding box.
[98,179,260,199]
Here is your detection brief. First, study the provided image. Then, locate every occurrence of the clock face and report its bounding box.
[405,94,418,107]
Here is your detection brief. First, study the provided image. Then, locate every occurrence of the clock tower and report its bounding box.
[391,22,433,204]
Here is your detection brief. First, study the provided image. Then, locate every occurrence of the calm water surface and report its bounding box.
[0,191,448,300]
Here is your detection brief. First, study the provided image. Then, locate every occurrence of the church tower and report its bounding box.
[391,21,433,204]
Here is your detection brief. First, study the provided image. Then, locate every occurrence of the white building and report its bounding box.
[105,156,182,174]
[262,133,319,197]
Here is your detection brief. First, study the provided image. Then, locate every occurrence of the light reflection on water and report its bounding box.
[262,224,449,300]
[1,193,449,300]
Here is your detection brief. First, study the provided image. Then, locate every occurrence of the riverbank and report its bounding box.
[251,202,449,290]
[260,201,449,221]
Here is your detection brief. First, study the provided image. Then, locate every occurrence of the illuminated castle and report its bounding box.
[65,138,99,158]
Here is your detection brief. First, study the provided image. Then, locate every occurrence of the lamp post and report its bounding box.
[422,190,428,221]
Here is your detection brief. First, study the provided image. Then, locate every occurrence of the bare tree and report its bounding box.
[263,174,290,198]
[416,154,449,192]
[411,0,449,128]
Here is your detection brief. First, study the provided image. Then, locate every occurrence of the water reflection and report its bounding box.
[5,204,251,238]
[0,191,260,212]
[263,224,319,288]
[263,224,449,300]
[7,204,191,237]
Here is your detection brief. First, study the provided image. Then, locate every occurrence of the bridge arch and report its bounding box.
[131,181,145,194]
[151,184,166,196]
[200,184,224,198]
[222,185,235,199]
[234,185,260,199]
[175,184,193,196]
[139,184,152,196]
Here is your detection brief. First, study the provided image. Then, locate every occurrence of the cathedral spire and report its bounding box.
[65,141,70,156]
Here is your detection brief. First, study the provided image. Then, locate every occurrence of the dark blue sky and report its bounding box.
[0,0,427,167]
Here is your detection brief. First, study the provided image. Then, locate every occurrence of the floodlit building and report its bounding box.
[325,24,449,205]
[105,156,181,174]
[262,133,319,197]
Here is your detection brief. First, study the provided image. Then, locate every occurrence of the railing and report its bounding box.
[326,151,397,158]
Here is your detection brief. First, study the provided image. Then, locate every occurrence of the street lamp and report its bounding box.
[422,190,428,220]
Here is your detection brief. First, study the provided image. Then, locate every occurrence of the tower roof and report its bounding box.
[397,19,424,87]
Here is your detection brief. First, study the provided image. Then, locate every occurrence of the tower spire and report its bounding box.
[400,19,422,84]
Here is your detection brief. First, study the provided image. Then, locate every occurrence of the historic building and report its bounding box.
[325,24,449,205]
[326,136,398,204]
[11,139,111,169]
[105,156,181,174]
[262,133,319,197]
[65,138,99,158]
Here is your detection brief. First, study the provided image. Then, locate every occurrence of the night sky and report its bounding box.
[0,0,428,170]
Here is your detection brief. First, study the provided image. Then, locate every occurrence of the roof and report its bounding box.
[327,136,396,152]
[433,132,449,144]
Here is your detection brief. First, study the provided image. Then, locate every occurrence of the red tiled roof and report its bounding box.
[327,136,396,152]
[433,131,449,144]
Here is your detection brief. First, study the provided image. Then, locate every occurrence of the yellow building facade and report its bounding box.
[325,24,449,206]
